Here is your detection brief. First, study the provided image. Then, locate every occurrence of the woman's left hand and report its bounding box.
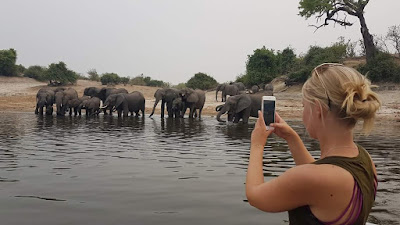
[251,111,274,147]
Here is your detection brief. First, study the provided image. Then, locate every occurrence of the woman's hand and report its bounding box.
[270,112,296,141]
[251,111,274,147]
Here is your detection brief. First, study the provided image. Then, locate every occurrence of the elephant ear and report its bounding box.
[115,94,125,108]
[187,92,198,103]
[235,95,251,114]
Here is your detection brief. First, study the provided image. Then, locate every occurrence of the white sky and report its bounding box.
[1,0,399,84]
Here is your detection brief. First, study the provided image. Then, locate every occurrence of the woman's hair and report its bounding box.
[302,63,381,134]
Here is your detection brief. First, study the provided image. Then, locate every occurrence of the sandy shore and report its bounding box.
[0,76,399,122]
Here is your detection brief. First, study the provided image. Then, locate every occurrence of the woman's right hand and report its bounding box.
[270,112,297,141]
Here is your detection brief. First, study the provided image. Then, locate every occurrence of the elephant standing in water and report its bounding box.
[216,84,239,102]
[55,88,79,116]
[149,88,179,118]
[179,88,206,119]
[35,88,55,115]
[103,91,145,117]
[216,94,264,123]
[68,96,91,116]
[80,97,101,116]
[84,87,128,114]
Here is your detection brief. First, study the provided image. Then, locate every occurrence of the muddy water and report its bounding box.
[0,113,399,225]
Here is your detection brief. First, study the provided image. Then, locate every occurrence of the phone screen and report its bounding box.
[263,100,275,126]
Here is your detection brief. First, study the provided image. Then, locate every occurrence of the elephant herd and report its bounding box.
[215,82,274,123]
[35,82,274,123]
[35,86,206,119]
[35,86,144,117]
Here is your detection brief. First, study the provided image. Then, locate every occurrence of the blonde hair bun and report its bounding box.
[302,64,382,134]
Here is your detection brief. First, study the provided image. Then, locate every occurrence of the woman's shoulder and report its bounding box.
[285,164,354,203]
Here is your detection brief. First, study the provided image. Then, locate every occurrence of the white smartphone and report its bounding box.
[261,96,276,128]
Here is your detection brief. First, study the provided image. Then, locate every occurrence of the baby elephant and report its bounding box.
[81,97,101,116]
[103,91,145,117]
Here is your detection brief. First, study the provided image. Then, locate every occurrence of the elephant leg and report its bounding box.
[242,110,251,124]
[189,107,194,119]
[35,105,39,114]
[161,100,166,118]
[198,108,202,119]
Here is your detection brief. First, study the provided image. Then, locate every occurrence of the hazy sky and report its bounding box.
[1,0,399,84]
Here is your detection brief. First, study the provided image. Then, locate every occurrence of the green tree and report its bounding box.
[246,47,279,85]
[24,65,47,81]
[100,73,120,85]
[0,48,17,76]
[120,77,130,86]
[130,75,147,86]
[16,64,26,75]
[46,62,78,85]
[277,47,297,74]
[87,69,100,81]
[298,0,377,62]
[186,72,218,90]
[289,42,347,82]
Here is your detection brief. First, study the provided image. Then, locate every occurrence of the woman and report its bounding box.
[246,63,380,225]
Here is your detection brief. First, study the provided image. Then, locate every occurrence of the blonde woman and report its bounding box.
[246,64,380,225]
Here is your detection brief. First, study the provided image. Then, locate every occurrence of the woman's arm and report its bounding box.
[271,112,315,165]
[246,111,317,212]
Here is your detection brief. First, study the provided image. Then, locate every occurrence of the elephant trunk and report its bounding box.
[215,89,219,102]
[149,98,160,117]
[216,106,227,122]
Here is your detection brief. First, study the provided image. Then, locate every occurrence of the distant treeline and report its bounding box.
[237,36,400,86]
[1,27,400,89]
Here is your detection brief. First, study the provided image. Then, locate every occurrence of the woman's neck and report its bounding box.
[318,121,357,158]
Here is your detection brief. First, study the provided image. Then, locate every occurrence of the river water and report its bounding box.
[0,113,399,225]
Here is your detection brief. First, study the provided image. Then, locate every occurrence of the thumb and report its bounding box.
[270,122,285,129]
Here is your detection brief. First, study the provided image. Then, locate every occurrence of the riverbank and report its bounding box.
[0,76,399,122]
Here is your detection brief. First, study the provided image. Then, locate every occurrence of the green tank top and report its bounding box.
[288,144,377,225]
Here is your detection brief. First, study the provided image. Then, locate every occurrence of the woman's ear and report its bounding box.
[313,100,323,119]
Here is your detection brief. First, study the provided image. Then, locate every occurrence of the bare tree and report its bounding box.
[386,25,400,55]
[299,0,377,62]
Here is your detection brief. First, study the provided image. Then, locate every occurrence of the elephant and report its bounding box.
[69,96,91,116]
[233,82,246,91]
[83,87,102,98]
[55,88,79,116]
[264,83,274,94]
[80,97,101,116]
[149,88,180,118]
[103,91,145,117]
[216,94,264,124]
[179,88,206,119]
[250,85,260,94]
[35,88,55,115]
[172,97,184,118]
[216,84,240,102]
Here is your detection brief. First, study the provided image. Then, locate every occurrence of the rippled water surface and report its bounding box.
[0,113,399,225]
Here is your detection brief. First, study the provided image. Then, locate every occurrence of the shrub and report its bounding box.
[46,62,78,85]
[100,73,120,85]
[129,75,147,86]
[16,64,26,76]
[173,83,187,89]
[358,52,400,82]
[186,72,218,90]
[24,65,48,81]
[120,77,130,86]
[87,69,100,81]
[0,48,17,76]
